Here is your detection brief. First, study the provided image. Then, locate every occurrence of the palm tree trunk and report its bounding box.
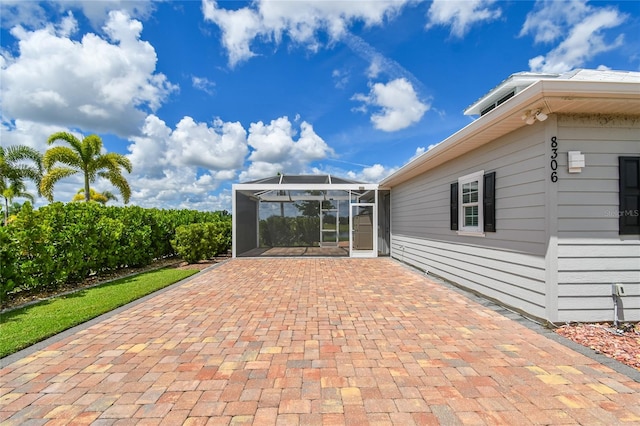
[84,173,91,203]
[3,197,8,226]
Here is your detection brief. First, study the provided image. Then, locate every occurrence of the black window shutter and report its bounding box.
[619,157,640,235]
[450,182,458,231]
[483,172,496,232]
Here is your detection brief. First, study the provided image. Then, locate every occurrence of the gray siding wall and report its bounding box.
[555,114,640,322]
[391,124,548,320]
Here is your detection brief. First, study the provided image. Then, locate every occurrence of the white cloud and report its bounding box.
[126,114,249,209]
[239,161,285,182]
[332,69,350,89]
[129,114,333,203]
[410,146,426,161]
[346,164,396,183]
[127,115,173,179]
[60,1,156,29]
[238,116,334,181]
[360,164,390,182]
[0,119,68,156]
[202,0,411,67]
[0,11,177,137]
[520,0,627,73]
[201,0,264,67]
[3,112,334,208]
[129,170,232,212]
[57,11,78,37]
[1,1,156,30]
[408,143,440,162]
[192,76,216,95]
[128,114,247,176]
[0,1,49,29]
[352,78,429,132]
[519,0,587,43]
[247,117,333,166]
[367,57,383,79]
[247,117,296,163]
[426,0,502,38]
[295,122,333,162]
[169,117,248,171]
[341,32,426,94]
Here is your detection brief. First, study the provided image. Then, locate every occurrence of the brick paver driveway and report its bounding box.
[1,258,639,425]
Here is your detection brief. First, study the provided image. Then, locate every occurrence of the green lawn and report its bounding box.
[0,268,198,358]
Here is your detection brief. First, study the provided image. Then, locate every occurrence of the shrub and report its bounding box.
[0,203,231,303]
[10,202,59,290]
[0,226,18,304]
[171,221,231,263]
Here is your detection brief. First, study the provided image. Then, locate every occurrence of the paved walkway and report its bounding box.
[1,258,639,425]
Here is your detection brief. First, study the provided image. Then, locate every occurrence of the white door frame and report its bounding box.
[349,198,378,258]
[320,203,339,247]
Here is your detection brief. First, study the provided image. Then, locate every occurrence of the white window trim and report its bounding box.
[457,170,485,237]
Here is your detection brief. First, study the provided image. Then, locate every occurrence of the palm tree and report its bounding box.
[41,132,132,204]
[1,201,25,217]
[71,188,119,205]
[1,181,35,225]
[0,145,42,225]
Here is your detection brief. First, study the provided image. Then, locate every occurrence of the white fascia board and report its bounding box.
[233,183,378,191]
[539,79,640,99]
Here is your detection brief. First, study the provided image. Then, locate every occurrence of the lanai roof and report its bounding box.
[244,174,365,185]
[234,174,378,203]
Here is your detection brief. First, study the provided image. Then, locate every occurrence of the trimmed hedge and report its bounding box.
[0,202,231,304]
[171,222,232,263]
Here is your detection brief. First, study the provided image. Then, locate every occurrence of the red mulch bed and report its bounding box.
[555,322,640,371]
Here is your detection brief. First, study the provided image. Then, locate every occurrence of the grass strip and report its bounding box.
[0,268,198,358]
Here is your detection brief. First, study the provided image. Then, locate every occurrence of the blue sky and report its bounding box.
[1,1,638,211]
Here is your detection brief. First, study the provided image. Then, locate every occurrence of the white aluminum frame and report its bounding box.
[232,180,379,258]
[320,204,339,247]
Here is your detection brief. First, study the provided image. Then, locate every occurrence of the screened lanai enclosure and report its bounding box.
[232,175,390,258]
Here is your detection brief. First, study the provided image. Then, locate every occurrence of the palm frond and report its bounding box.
[5,145,42,166]
[82,135,104,160]
[42,146,83,170]
[101,190,119,202]
[93,152,133,174]
[102,170,131,204]
[0,145,43,198]
[42,132,132,204]
[40,167,77,201]
[2,179,34,202]
[47,132,82,153]
[110,153,133,174]
[71,187,118,204]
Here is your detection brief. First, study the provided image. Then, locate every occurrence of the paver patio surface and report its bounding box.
[1,258,639,425]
